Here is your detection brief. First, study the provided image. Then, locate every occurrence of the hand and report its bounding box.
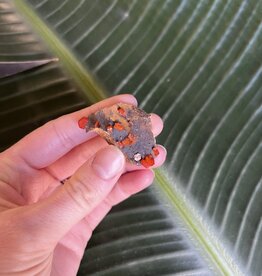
[0,94,166,276]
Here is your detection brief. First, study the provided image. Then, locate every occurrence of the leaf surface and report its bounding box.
[3,0,262,275]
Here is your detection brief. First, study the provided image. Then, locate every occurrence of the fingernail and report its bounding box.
[92,146,125,180]
[158,145,167,155]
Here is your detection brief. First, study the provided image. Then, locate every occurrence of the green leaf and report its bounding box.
[3,0,262,275]
[0,2,89,150]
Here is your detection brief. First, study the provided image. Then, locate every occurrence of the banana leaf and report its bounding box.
[1,0,262,275]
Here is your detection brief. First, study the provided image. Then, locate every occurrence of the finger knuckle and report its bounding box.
[65,174,101,211]
[49,118,76,150]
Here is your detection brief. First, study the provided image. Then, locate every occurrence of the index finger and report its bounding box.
[7,94,137,169]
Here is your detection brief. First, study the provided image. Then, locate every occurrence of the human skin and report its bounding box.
[0,94,166,276]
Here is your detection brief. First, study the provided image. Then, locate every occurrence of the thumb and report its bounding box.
[22,145,125,244]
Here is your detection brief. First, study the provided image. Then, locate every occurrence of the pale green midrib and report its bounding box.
[12,1,235,275]
[155,170,236,276]
[13,0,106,103]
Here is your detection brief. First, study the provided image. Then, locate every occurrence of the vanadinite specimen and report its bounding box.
[78,103,159,168]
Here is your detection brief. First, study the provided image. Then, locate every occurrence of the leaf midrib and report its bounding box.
[12,1,239,275]
[12,0,106,103]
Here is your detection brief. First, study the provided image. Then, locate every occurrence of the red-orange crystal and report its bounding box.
[78,117,88,129]
[114,122,124,131]
[120,134,136,146]
[94,121,100,128]
[152,147,159,156]
[141,155,155,168]
[117,107,126,116]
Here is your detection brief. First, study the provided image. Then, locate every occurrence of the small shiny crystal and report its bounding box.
[134,153,142,161]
